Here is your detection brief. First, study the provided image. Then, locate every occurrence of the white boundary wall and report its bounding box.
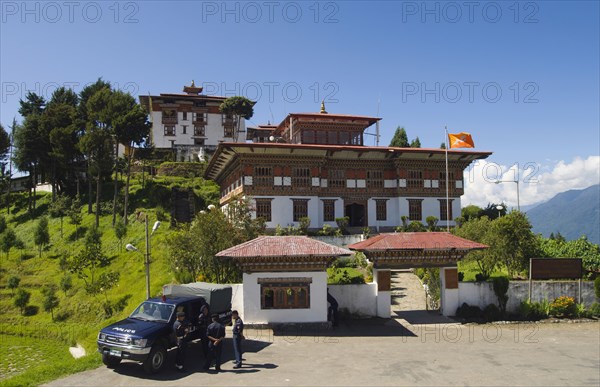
[328,284,378,317]
[458,281,596,314]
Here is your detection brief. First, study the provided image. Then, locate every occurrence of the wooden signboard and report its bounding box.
[530,258,582,280]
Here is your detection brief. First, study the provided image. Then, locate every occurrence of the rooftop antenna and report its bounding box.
[375,96,381,146]
[268,105,275,125]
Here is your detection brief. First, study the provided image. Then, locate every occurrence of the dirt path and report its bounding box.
[390,270,427,311]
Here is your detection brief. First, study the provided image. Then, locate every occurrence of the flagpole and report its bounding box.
[444,126,450,232]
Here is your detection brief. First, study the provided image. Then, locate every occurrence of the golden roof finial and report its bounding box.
[320,100,327,114]
[191,80,195,87]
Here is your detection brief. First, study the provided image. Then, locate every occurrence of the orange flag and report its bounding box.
[448,132,475,148]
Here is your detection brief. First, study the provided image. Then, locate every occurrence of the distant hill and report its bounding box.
[526,185,600,244]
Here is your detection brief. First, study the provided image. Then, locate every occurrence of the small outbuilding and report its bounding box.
[216,236,351,324]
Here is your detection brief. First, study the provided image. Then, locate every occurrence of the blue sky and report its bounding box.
[1,1,599,207]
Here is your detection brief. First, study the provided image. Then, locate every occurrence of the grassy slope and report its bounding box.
[0,174,218,386]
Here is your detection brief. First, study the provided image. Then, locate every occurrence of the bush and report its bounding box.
[549,296,577,318]
[483,303,502,322]
[595,277,600,299]
[456,303,483,320]
[318,224,336,236]
[328,268,365,284]
[492,277,509,315]
[588,302,600,317]
[458,272,464,281]
[519,300,549,321]
[475,273,488,282]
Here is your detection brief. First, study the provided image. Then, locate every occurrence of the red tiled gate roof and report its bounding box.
[217,236,352,258]
[348,232,488,252]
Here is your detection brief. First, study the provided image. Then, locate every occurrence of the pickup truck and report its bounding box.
[97,283,232,374]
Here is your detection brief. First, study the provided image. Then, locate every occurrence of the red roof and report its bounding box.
[216,236,352,258]
[348,232,488,251]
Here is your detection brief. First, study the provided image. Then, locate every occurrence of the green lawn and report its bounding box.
[457,259,509,281]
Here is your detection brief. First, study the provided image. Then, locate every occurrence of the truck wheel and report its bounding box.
[102,353,122,368]
[143,345,166,374]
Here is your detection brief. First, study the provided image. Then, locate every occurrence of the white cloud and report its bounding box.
[462,156,600,209]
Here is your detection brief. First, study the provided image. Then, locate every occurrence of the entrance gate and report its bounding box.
[348,232,488,317]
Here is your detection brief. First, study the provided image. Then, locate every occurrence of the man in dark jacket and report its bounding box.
[173,311,190,371]
[204,313,225,372]
[231,310,244,368]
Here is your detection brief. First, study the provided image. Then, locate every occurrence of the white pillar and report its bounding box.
[440,267,459,316]
[372,268,391,318]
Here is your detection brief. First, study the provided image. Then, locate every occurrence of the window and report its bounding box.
[194,125,205,137]
[439,171,454,190]
[351,132,362,145]
[439,199,454,221]
[164,126,175,136]
[255,199,272,221]
[292,168,310,187]
[375,199,387,221]
[224,125,234,138]
[367,170,383,189]
[259,278,311,309]
[254,167,273,187]
[162,109,177,124]
[303,130,315,144]
[194,112,206,124]
[328,169,345,188]
[408,199,423,221]
[322,200,335,222]
[194,138,205,145]
[339,131,349,144]
[407,170,423,189]
[292,199,309,221]
[182,125,187,134]
[182,112,188,121]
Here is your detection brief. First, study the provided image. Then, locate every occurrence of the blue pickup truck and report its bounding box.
[97,283,232,374]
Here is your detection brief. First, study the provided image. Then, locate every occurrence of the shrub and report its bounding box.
[575,303,588,318]
[456,303,483,320]
[549,296,577,318]
[475,273,488,282]
[298,217,311,234]
[519,300,549,320]
[588,302,600,317]
[492,277,509,315]
[595,277,600,299]
[458,272,464,281]
[483,303,502,322]
[318,224,336,236]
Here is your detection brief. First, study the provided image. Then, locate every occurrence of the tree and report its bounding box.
[410,137,421,148]
[453,216,497,280]
[480,202,507,220]
[59,275,73,296]
[538,235,600,273]
[0,215,6,233]
[14,288,31,315]
[114,218,127,252]
[0,123,10,176]
[112,95,151,225]
[49,194,71,238]
[0,228,18,258]
[462,204,482,220]
[68,198,83,238]
[440,142,446,149]
[18,91,45,117]
[78,79,111,215]
[7,275,20,295]
[42,286,59,320]
[487,211,539,278]
[68,226,108,292]
[13,115,44,213]
[219,96,254,142]
[34,216,50,257]
[389,127,410,147]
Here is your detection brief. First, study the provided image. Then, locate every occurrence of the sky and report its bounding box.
[1,0,599,209]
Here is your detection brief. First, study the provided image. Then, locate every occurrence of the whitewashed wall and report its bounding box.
[458,281,596,314]
[230,283,244,318]
[327,284,377,317]
[242,272,328,324]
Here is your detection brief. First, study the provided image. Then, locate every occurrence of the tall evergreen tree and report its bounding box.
[389,126,410,147]
[410,137,421,148]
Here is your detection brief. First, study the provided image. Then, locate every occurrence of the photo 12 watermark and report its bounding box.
[1,81,140,103]
[400,1,539,24]
[401,81,540,104]
[199,1,339,23]
[1,1,140,24]
[201,81,340,104]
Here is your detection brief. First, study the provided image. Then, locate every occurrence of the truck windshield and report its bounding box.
[130,301,174,323]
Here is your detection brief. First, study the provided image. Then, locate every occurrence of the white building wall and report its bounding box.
[327,284,377,317]
[242,271,328,324]
[150,111,246,150]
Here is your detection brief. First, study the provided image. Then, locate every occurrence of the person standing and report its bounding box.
[173,311,190,371]
[197,303,210,358]
[231,310,245,369]
[204,313,225,372]
[327,288,339,327]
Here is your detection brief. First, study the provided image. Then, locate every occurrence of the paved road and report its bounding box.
[46,320,600,386]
